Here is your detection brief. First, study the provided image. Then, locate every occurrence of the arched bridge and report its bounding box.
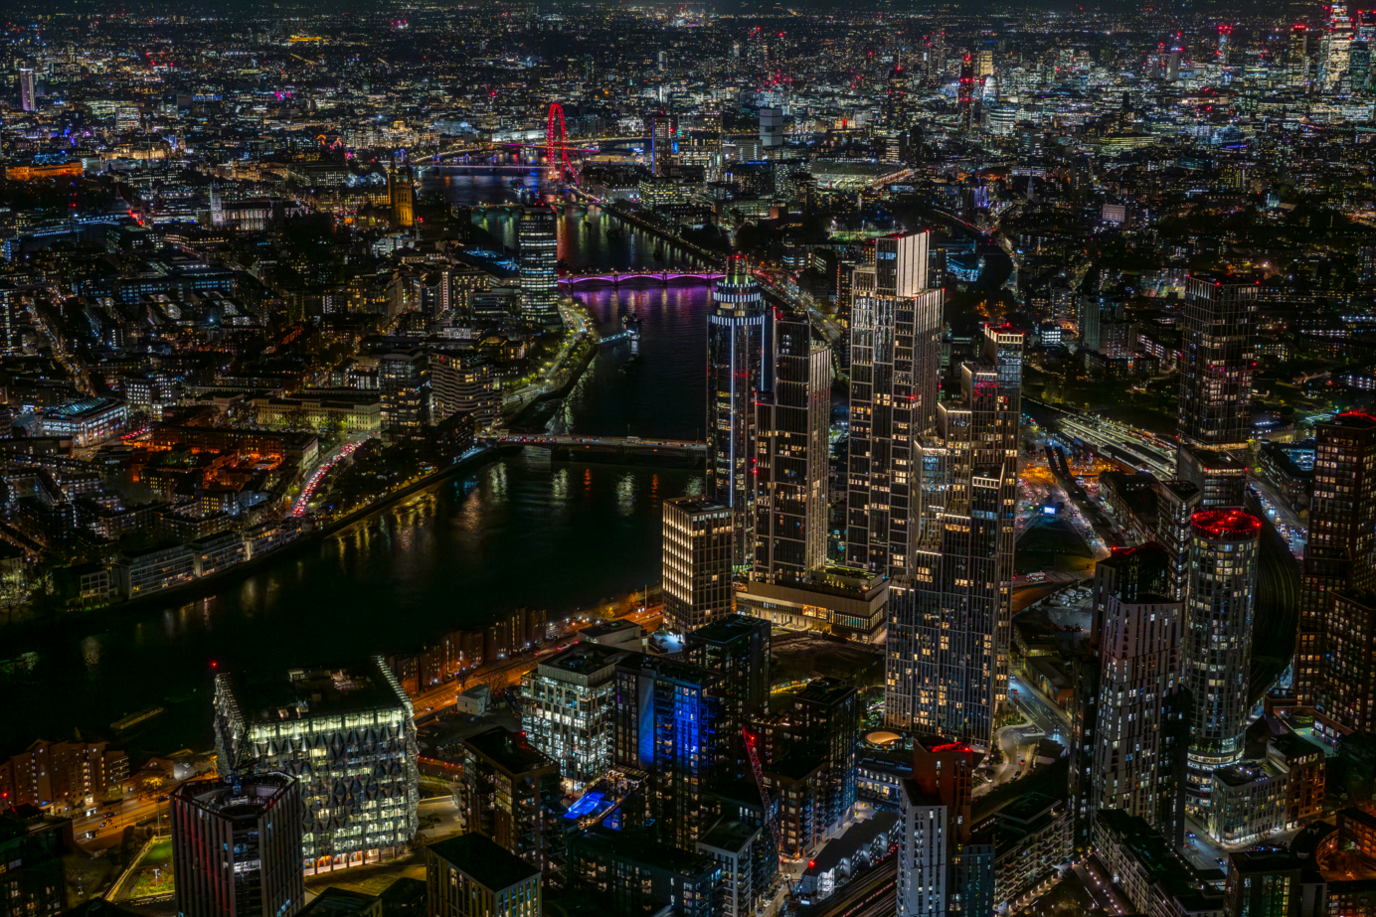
[557,271,725,287]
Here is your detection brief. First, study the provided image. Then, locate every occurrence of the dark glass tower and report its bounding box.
[753,314,830,585]
[1177,275,1257,450]
[706,260,766,570]
[1299,411,1376,719]
[518,205,561,328]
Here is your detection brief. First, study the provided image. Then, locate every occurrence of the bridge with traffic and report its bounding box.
[485,434,706,461]
[557,270,725,287]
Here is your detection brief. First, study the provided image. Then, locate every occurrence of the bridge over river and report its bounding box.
[557,270,725,287]
[485,434,706,463]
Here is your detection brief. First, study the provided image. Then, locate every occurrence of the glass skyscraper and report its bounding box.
[1176,275,1257,450]
[518,206,561,328]
[885,326,1023,750]
[1182,508,1260,813]
[845,231,942,578]
[706,260,766,570]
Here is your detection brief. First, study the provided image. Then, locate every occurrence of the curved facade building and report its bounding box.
[706,261,766,570]
[1182,508,1260,812]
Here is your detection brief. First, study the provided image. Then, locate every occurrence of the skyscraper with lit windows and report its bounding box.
[885,326,1022,749]
[706,261,766,570]
[845,231,942,578]
[1296,411,1376,721]
[1176,275,1257,451]
[753,313,830,585]
[1181,508,1261,813]
[1090,544,1187,843]
[662,496,734,634]
[518,206,561,328]
[171,773,304,917]
[18,69,35,113]
[212,658,418,871]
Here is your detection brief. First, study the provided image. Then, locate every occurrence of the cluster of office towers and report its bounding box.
[664,232,1026,758]
[667,245,1376,907]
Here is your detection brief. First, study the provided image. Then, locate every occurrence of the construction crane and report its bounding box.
[743,727,783,858]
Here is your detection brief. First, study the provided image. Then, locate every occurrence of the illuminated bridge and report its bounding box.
[557,271,724,287]
[485,434,706,461]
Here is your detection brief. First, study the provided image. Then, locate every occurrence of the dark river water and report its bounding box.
[0,169,712,757]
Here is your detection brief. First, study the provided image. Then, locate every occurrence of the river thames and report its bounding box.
[0,169,713,755]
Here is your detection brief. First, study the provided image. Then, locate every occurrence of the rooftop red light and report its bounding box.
[1191,508,1261,540]
[1334,410,1376,426]
[928,742,971,754]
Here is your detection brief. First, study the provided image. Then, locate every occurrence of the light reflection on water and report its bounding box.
[0,170,717,754]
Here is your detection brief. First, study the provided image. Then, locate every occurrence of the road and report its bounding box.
[1008,674,1070,738]
[416,795,464,840]
[293,437,370,516]
[977,720,1041,796]
[502,303,594,410]
[72,794,172,851]
[1075,859,1132,915]
[1250,478,1306,557]
[408,605,663,717]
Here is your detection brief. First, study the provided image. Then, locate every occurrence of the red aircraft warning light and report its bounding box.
[1191,508,1262,540]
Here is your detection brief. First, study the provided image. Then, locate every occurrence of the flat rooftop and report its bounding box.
[463,726,557,776]
[579,619,642,639]
[792,677,857,708]
[539,642,640,679]
[429,833,541,890]
[685,613,768,645]
[220,659,408,723]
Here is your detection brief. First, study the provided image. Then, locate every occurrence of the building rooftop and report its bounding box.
[996,790,1065,826]
[0,805,69,845]
[1331,411,1376,431]
[684,613,768,645]
[697,819,760,856]
[1178,444,1247,473]
[663,496,729,516]
[41,397,124,419]
[218,658,409,724]
[804,811,899,875]
[767,744,827,782]
[1159,479,1201,500]
[578,619,642,640]
[618,652,717,688]
[463,727,557,776]
[297,888,379,917]
[791,677,857,708]
[377,877,426,911]
[578,826,719,877]
[1229,850,1304,876]
[538,642,639,680]
[1192,508,1261,541]
[172,773,295,816]
[1097,809,1218,905]
[428,833,541,890]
